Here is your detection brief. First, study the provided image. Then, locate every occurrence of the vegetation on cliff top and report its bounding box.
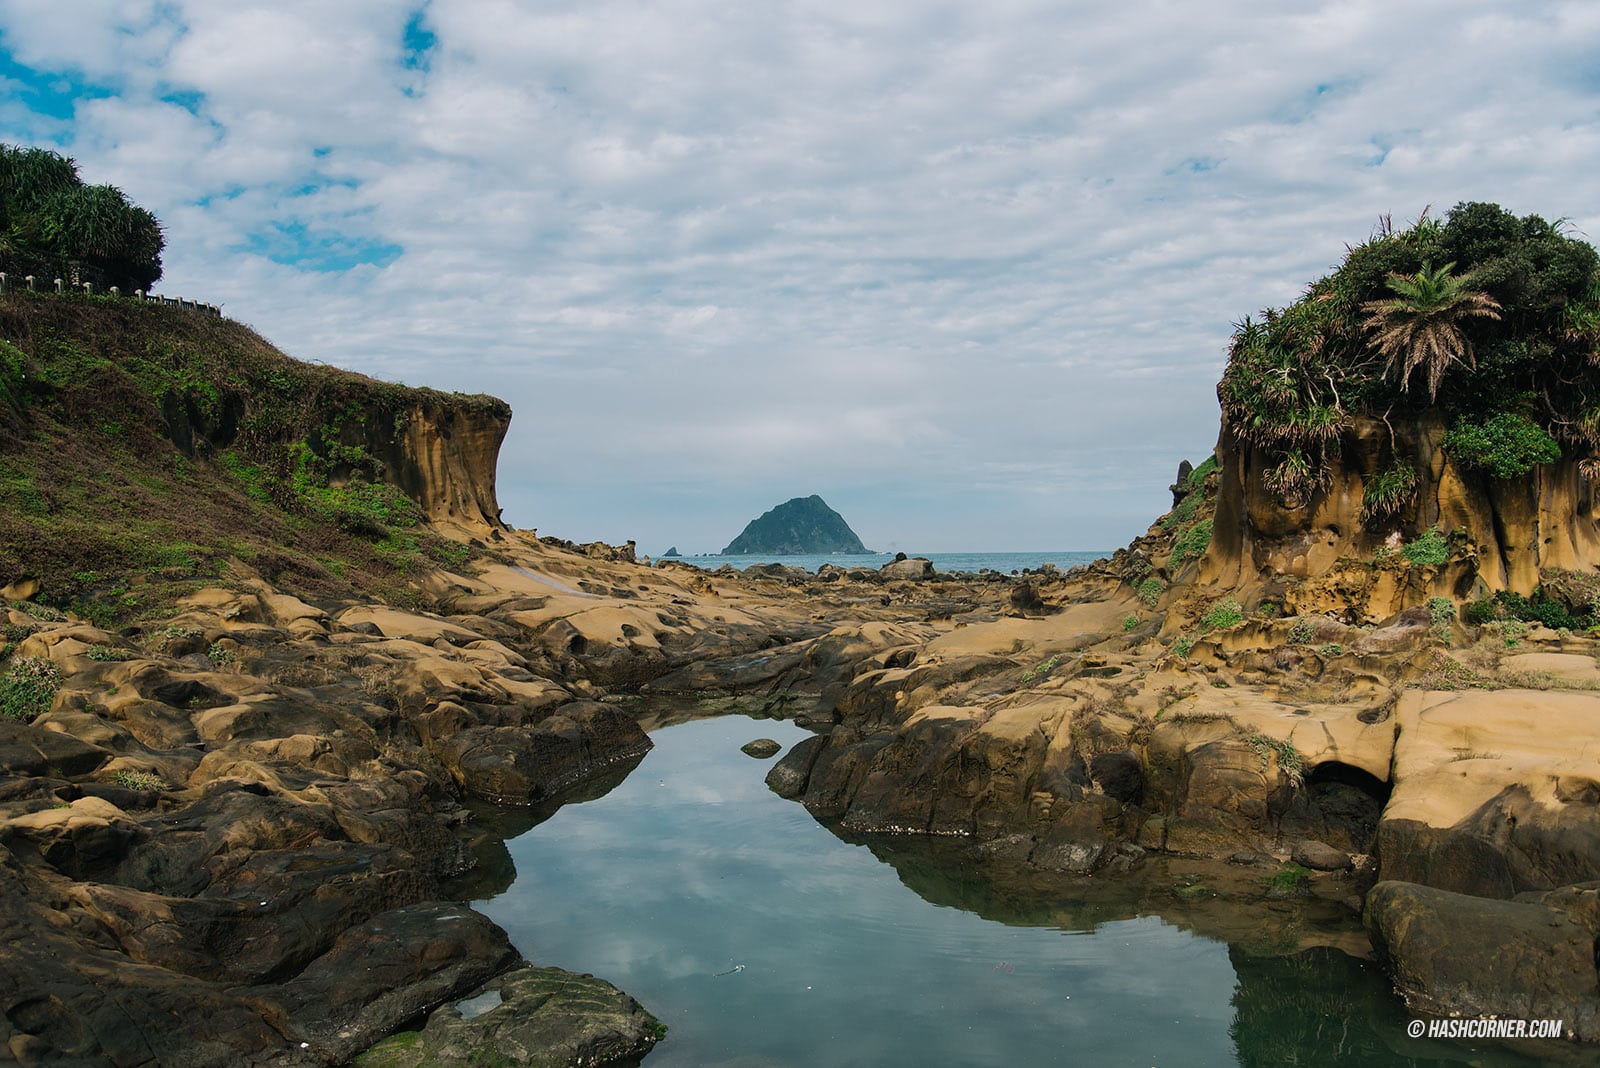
[0,291,508,623]
[1219,202,1600,499]
[1,144,165,291]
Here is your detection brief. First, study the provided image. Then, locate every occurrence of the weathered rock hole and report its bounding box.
[1304,761,1390,852]
[568,635,587,655]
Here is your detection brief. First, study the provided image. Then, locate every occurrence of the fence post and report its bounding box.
[109,286,119,298]
[0,273,6,294]
[54,278,63,294]
[24,276,34,291]
[82,282,93,297]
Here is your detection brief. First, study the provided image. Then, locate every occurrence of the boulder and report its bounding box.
[353,965,664,1067]
[740,738,782,758]
[1365,881,1597,1040]
[881,557,934,581]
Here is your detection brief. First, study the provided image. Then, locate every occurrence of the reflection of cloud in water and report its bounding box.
[470,714,1287,1066]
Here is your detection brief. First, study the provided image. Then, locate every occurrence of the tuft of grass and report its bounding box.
[1286,617,1315,644]
[110,769,166,792]
[1021,654,1060,684]
[1318,643,1344,658]
[1122,614,1139,632]
[0,656,61,720]
[1198,597,1244,632]
[1171,636,1194,659]
[1244,731,1304,787]
[86,644,135,661]
[1360,461,1419,521]
[1171,519,1213,566]
[1412,650,1491,691]
[1136,576,1163,606]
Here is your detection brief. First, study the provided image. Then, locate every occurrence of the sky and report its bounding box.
[4,1,1600,555]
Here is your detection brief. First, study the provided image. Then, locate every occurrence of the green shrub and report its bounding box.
[1171,520,1212,565]
[1443,412,1562,479]
[1171,636,1194,659]
[0,656,62,720]
[1427,596,1456,640]
[86,644,134,661]
[1122,615,1139,632]
[1287,617,1315,644]
[110,769,166,792]
[1401,527,1449,566]
[1136,577,1163,606]
[1198,598,1244,632]
[1319,643,1344,658]
[1465,587,1594,631]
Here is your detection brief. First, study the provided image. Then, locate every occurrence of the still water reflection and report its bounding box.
[461,714,1551,1067]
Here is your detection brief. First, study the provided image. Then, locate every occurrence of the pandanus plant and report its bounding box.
[1360,261,1501,400]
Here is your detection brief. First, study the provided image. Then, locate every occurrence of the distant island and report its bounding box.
[662,546,681,557]
[722,495,870,554]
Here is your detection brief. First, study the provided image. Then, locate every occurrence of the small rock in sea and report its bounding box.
[741,738,782,759]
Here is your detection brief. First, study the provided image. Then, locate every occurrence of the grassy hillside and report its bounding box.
[0,291,508,626]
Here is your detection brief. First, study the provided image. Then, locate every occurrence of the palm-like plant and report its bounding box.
[1361,261,1501,400]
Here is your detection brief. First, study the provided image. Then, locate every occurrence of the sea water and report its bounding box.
[464,715,1552,1068]
[656,550,1108,574]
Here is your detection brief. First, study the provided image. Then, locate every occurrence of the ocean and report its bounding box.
[650,550,1108,574]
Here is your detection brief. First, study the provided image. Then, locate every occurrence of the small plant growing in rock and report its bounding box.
[110,769,166,792]
[1245,731,1304,787]
[1122,615,1139,632]
[1198,598,1244,632]
[1319,643,1344,658]
[1021,655,1060,684]
[207,642,236,667]
[1171,520,1213,565]
[1286,617,1315,644]
[1427,596,1456,640]
[1136,577,1163,606]
[16,602,66,623]
[1485,618,1530,647]
[86,644,135,662]
[1402,527,1450,566]
[1171,636,1194,659]
[1413,650,1492,691]
[0,657,62,721]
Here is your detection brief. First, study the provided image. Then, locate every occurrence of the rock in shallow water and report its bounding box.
[741,738,781,758]
[354,965,664,1067]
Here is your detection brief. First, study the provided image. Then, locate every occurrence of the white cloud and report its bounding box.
[5,0,1600,550]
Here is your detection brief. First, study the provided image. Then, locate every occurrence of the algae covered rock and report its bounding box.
[355,965,665,1068]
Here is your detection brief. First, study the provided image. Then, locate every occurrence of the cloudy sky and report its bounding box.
[4,1,1598,554]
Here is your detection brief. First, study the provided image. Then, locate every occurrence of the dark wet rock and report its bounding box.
[1291,840,1350,872]
[353,964,664,1068]
[1365,881,1597,1040]
[1378,784,1600,898]
[1089,749,1144,804]
[741,738,781,758]
[765,734,826,799]
[263,902,521,1063]
[432,702,652,804]
[0,720,112,778]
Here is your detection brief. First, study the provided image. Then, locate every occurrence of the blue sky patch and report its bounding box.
[402,7,436,71]
[239,220,403,273]
[0,44,114,121]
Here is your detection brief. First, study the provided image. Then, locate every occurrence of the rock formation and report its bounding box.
[722,495,869,555]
